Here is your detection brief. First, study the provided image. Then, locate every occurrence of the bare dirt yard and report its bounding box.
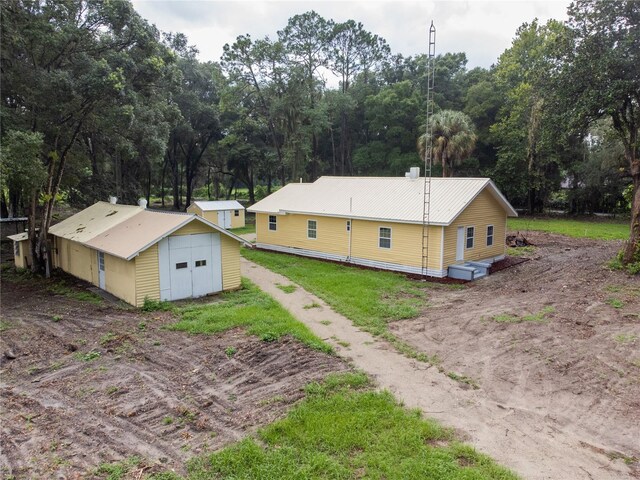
[0,273,347,479]
[391,232,640,474]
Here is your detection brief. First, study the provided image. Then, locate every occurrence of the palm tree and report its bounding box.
[417,110,477,177]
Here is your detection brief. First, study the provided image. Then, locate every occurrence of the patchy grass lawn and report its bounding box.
[169,278,331,354]
[241,249,454,364]
[229,224,256,235]
[242,249,434,336]
[97,373,518,480]
[507,217,629,240]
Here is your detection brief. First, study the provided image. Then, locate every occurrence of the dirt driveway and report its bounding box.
[242,232,639,480]
[0,275,346,479]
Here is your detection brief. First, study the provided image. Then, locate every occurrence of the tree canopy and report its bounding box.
[1,0,638,270]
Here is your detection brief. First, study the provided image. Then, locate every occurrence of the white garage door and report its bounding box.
[160,233,222,301]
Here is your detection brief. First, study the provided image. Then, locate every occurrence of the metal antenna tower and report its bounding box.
[421,21,436,278]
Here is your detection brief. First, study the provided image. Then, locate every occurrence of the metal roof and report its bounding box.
[247,176,517,226]
[49,202,249,260]
[48,202,143,243]
[192,200,244,211]
[7,232,28,241]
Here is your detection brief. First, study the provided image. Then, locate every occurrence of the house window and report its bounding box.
[466,227,475,249]
[487,225,494,246]
[269,215,277,231]
[13,241,19,257]
[379,227,392,249]
[346,220,351,232]
[195,260,207,267]
[176,262,188,269]
[234,210,240,217]
[307,220,317,239]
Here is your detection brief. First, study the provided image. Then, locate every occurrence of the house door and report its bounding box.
[217,210,231,228]
[456,227,465,262]
[97,251,106,289]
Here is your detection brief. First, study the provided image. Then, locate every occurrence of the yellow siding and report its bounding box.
[221,235,241,290]
[351,220,442,271]
[257,213,350,256]
[443,188,507,267]
[13,240,31,269]
[104,253,136,305]
[186,204,202,216]
[172,221,212,236]
[230,209,245,228]
[202,211,219,225]
[255,213,442,270]
[135,245,160,307]
[55,238,98,285]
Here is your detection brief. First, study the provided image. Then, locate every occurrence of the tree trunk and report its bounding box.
[622,157,640,265]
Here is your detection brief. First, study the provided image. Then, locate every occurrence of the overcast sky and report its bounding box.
[131,0,570,71]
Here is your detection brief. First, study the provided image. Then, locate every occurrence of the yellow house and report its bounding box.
[28,201,250,306]
[187,200,245,229]
[247,175,517,279]
[7,232,32,270]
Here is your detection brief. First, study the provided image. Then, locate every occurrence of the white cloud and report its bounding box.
[132,0,570,69]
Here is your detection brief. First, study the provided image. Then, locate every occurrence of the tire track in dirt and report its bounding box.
[0,279,348,478]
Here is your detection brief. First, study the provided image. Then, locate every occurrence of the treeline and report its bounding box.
[1,0,639,268]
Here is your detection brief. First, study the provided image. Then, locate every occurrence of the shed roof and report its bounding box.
[191,200,244,211]
[248,176,517,226]
[7,232,28,242]
[49,203,250,260]
[48,202,143,243]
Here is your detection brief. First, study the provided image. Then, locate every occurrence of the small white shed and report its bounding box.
[187,200,245,229]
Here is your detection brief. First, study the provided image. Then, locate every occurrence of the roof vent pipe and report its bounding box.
[138,198,148,209]
[108,196,117,204]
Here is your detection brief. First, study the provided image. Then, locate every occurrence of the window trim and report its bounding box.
[379,226,392,249]
[486,225,494,247]
[268,215,277,231]
[346,220,351,232]
[466,226,475,249]
[234,209,240,217]
[307,219,317,239]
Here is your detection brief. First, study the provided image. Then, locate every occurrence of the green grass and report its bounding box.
[242,249,447,365]
[48,282,103,304]
[242,249,430,336]
[492,306,555,324]
[229,224,256,235]
[507,246,536,257]
[183,372,518,480]
[169,278,331,354]
[614,333,638,344]
[0,320,12,332]
[606,298,625,309]
[276,283,297,294]
[507,217,628,240]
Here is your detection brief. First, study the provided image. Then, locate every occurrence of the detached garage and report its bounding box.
[43,201,249,306]
[187,200,245,229]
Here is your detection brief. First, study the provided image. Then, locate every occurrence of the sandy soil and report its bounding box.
[392,232,640,474]
[241,233,639,480]
[0,275,347,479]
